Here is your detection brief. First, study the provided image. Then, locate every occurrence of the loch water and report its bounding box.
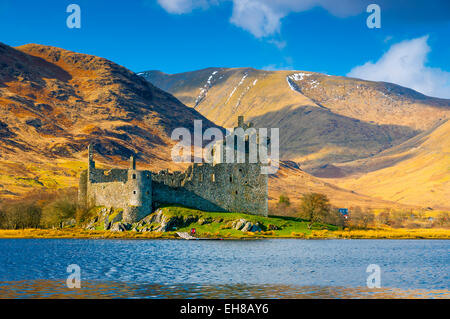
[0,239,448,298]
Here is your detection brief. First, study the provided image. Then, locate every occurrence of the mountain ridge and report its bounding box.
[0,42,219,197]
[139,67,449,172]
[140,67,450,209]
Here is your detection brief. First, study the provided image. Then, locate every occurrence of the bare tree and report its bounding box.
[300,193,331,229]
[349,207,374,229]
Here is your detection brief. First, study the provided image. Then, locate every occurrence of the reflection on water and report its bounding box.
[0,239,448,299]
[0,280,449,299]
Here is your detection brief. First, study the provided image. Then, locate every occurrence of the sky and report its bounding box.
[1,0,449,98]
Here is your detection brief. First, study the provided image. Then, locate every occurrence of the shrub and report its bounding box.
[41,198,76,228]
[278,194,291,207]
[75,205,96,224]
[433,212,450,228]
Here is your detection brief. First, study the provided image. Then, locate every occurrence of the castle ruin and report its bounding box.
[78,116,269,223]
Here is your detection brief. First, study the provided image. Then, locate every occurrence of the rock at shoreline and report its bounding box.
[232,219,261,232]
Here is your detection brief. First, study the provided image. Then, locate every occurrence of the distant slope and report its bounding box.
[324,119,450,210]
[270,161,409,210]
[140,68,449,172]
[0,43,219,198]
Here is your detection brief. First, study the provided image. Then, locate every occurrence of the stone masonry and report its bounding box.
[78,116,268,223]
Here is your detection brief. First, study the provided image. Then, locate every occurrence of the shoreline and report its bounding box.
[0,228,448,240]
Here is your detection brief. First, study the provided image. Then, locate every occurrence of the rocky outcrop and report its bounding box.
[85,207,124,231]
[231,219,261,232]
[84,207,266,234]
[61,218,76,228]
[110,222,131,232]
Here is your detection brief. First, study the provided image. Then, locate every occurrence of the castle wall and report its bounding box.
[79,116,268,223]
[80,160,268,221]
[77,170,88,210]
[85,167,152,222]
[152,162,268,216]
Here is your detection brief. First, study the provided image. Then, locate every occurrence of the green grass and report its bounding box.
[157,205,338,238]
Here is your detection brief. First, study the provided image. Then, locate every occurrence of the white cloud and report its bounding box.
[348,36,450,99]
[229,0,365,38]
[262,64,292,71]
[229,1,284,38]
[157,0,214,14]
[157,0,367,37]
[267,39,287,49]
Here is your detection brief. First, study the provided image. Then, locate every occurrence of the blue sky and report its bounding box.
[1,0,449,98]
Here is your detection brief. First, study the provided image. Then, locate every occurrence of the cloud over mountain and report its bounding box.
[348,36,450,99]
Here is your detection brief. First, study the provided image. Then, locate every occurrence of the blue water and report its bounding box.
[0,239,448,298]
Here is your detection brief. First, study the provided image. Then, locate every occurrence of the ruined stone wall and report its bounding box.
[77,170,88,209]
[152,162,268,216]
[123,169,152,222]
[89,168,128,184]
[79,137,268,222]
[78,116,269,223]
[85,167,152,222]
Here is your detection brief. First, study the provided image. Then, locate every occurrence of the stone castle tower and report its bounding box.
[78,144,152,223]
[78,116,268,223]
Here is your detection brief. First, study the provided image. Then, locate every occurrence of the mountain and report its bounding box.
[1,45,447,211]
[0,43,219,198]
[269,160,408,210]
[323,118,450,210]
[140,68,450,173]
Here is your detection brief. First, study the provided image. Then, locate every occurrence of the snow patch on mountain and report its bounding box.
[288,72,312,81]
[226,72,248,104]
[194,70,219,107]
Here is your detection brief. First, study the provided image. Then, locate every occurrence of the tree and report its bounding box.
[349,207,374,229]
[1,203,41,229]
[41,198,76,228]
[376,210,391,226]
[300,193,331,229]
[0,209,6,228]
[324,207,345,227]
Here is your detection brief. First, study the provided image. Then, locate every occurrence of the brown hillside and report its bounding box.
[0,43,218,197]
[270,160,409,210]
[141,68,449,173]
[324,119,450,210]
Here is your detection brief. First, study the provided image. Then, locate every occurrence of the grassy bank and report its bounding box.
[0,205,448,239]
[0,228,448,239]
